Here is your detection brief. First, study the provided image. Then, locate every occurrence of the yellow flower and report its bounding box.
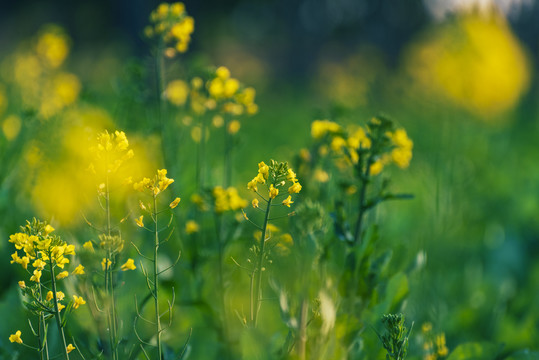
[30,270,42,283]
[20,256,30,270]
[18,281,25,289]
[9,330,22,344]
[288,181,302,194]
[32,258,47,270]
[422,322,433,334]
[252,198,259,208]
[216,66,230,80]
[185,220,200,234]
[135,216,144,228]
[56,271,69,280]
[286,169,297,182]
[44,224,55,235]
[269,184,279,199]
[170,197,181,209]
[165,79,189,106]
[83,241,94,252]
[282,195,294,207]
[72,295,86,309]
[72,264,85,275]
[66,344,76,353]
[247,179,258,192]
[121,258,137,271]
[46,291,54,301]
[311,119,341,139]
[57,303,65,312]
[56,291,65,301]
[369,159,385,176]
[258,162,269,180]
[101,258,112,271]
[227,119,241,134]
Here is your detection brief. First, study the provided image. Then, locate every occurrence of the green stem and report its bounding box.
[153,194,162,360]
[38,286,50,360]
[251,196,272,327]
[105,176,118,360]
[196,115,207,190]
[214,214,229,352]
[353,152,373,245]
[49,257,69,360]
[223,116,231,187]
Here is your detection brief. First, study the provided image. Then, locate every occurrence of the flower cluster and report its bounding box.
[8,219,86,348]
[133,168,175,196]
[212,186,248,214]
[421,323,449,360]
[8,25,80,119]
[247,160,301,208]
[310,117,413,175]
[89,130,134,175]
[207,66,258,116]
[145,2,194,57]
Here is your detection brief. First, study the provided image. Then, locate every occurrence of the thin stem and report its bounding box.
[223,116,231,187]
[251,197,273,327]
[153,194,163,360]
[105,174,119,360]
[196,115,208,190]
[353,152,373,245]
[214,213,229,354]
[37,285,50,360]
[49,257,69,360]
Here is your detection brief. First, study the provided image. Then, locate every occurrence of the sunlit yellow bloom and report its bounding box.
[282,195,294,207]
[170,197,181,209]
[185,220,200,234]
[30,270,42,283]
[254,173,265,184]
[83,241,94,252]
[57,303,65,312]
[101,258,112,271]
[72,295,86,309]
[286,169,297,182]
[223,78,240,97]
[66,344,76,353]
[46,291,54,301]
[170,2,185,16]
[288,182,302,194]
[56,291,65,301]
[56,271,69,280]
[18,281,26,289]
[44,224,55,235]
[72,264,85,275]
[121,258,137,271]
[269,184,279,199]
[9,330,22,344]
[252,198,259,208]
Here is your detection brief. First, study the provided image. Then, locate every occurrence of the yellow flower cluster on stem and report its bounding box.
[8,219,85,360]
[244,160,301,328]
[145,2,194,57]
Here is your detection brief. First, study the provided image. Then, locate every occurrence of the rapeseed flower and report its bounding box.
[185,220,200,234]
[121,258,137,271]
[72,295,86,309]
[9,330,22,344]
[66,344,76,353]
[169,197,181,208]
[72,264,85,275]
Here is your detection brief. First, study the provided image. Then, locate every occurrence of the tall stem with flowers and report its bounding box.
[243,160,302,327]
[132,169,181,359]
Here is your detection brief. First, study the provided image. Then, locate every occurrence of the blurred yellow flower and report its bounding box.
[56,271,69,280]
[406,12,530,118]
[135,215,144,228]
[227,119,241,134]
[72,264,85,275]
[165,80,189,106]
[66,344,76,353]
[169,197,181,209]
[185,220,200,234]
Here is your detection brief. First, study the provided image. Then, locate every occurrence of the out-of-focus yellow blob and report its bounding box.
[2,115,22,140]
[36,26,70,68]
[405,12,530,119]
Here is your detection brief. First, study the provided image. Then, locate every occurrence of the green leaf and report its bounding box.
[447,342,503,360]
